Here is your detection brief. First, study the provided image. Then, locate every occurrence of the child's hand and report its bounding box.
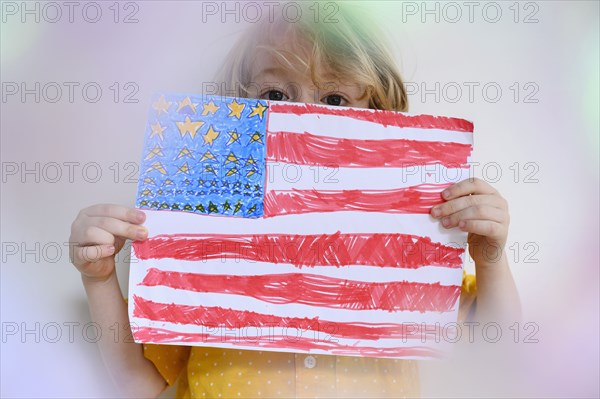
[430,178,509,267]
[69,204,147,282]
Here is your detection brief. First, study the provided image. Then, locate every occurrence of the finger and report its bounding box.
[458,219,506,240]
[432,194,502,217]
[82,204,145,224]
[87,216,148,242]
[72,244,115,267]
[73,225,117,247]
[440,205,507,229]
[442,178,497,200]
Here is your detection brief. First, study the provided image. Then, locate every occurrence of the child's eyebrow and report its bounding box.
[251,67,289,81]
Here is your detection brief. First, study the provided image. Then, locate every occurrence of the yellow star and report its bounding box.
[150,122,167,140]
[203,125,220,146]
[145,145,163,160]
[152,95,171,116]
[246,169,256,177]
[200,150,216,161]
[176,96,198,114]
[227,130,241,145]
[225,167,239,177]
[245,156,256,166]
[176,116,204,139]
[249,102,267,119]
[140,188,152,196]
[249,132,263,144]
[225,152,239,165]
[163,179,174,185]
[146,162,167,175]
[202,100,219,116]
[143,177,155,185]
[176,147,193,160]
[176,162,190,175]
[227,99,245,119]
[205,165,217,176]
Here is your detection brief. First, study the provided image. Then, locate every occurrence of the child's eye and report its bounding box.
[260,90,288,102]
[321,94,347,106]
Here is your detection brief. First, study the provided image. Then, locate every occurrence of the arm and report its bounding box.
[431,178,522,324]
[70,204,167,397]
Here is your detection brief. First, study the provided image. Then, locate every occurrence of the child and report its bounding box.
[69,3,520,397]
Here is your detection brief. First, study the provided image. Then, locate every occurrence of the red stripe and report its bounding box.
[132,232,465,268]
[267,131,472,168]
[138,269,461,312]
[268,102,474,133]
[133,295,448,341]
[264,184,450,217]
[132,326,442,358]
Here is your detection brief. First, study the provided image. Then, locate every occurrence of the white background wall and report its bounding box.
[1,1,598,397]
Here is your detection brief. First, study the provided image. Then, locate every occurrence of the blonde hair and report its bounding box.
[215,2,408,112]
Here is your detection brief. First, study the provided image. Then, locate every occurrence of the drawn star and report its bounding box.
[176,116,204,139]
[162,179,174,186]
[183,204,193,211]
[227,99,245,119]
[227,130,241,145]
[205,165,217,176]
[197,179,205,186]
[222,201,231,211]
[140,188,152,196]
[146,162,167,175]
[150,122,167,140]
[249,132,263,144]
[195,203,206,212]
[160,202,170,209]
[245,156,256,166]
[139,200,149,207]
[246,203,257,215]
[254,184,261,191]
[176,147,194,160]
[210,180,218,187]
[246,169,256,178]
[249,102,267,119]
[171,203,180,210]
[225,167,239,177]
[145,145,163,160]
[176,96,198,114]
[233,200,243,214]
[143,177,155,185]
[176,162,190,175]
[202,100,219,116]
[225,152,239,165]
[208,201,219,213]
[200,150,216,161]
[203,126,220,146]
[151,201,159,208]
[152,95,171,116]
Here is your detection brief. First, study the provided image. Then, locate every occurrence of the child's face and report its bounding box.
[248,47,369,109]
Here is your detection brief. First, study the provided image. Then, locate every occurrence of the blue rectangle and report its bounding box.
[136,94,268,218]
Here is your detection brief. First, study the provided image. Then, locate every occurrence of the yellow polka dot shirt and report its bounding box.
[143,273,477,398]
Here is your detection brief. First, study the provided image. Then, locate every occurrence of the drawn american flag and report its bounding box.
[128,93,474,359]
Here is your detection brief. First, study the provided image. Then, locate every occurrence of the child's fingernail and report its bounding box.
[431,207,441,217]
[442,190,450,199]
[106,245,115,253]
[459,221,466,229]
[137,228,148,240]
[135,211,146,222]
[442,217,450,227]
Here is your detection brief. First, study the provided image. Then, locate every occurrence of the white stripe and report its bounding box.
[129,317,457,351]
[130,258,463,286]
[129,285,460,325]
[268,111,473,144]
[266,162,472,190]
[140,210,468,247]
